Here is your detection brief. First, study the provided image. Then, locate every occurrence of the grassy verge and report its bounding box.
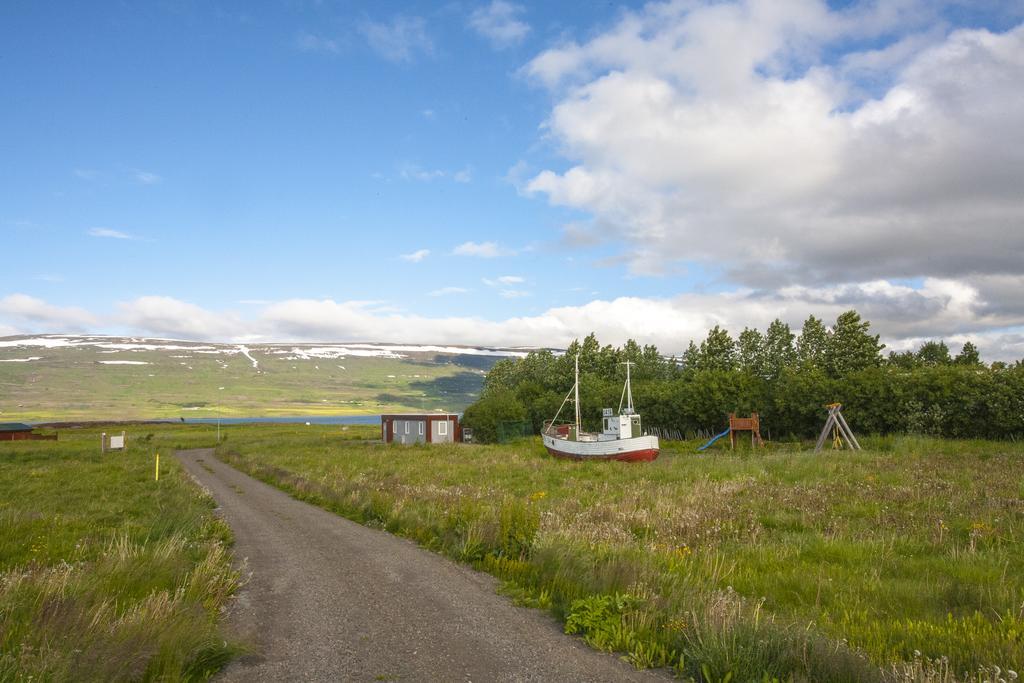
[0,425,241,681]
[215,426,1024,681]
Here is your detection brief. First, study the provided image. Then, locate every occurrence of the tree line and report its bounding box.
[461,311,1024,442]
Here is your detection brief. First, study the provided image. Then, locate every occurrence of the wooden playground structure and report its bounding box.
[697,404,861,453]
[728,412,764,449]
[698,412,765,451]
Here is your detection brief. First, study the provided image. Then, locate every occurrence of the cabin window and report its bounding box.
[418,422,424,435]
[392,422,398,435]
[438,421,448,436]
[405,422,410,434]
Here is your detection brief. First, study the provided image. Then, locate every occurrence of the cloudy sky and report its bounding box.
[2,1,1023,359]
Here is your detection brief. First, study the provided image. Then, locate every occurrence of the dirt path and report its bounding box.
[176,449,664,682]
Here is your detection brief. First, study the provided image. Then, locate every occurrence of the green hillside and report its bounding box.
[0,335,521,421]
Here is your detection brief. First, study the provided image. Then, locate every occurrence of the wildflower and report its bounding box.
[664,617,688,632]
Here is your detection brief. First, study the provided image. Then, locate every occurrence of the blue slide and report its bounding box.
[697,428,731,452]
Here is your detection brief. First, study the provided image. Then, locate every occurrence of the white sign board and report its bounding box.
[102,431,127,452]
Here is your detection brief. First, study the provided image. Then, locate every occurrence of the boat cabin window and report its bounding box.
[631,416,641,433]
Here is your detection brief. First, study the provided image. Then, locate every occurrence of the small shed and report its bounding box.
[0,423,56,442]
[381,413,461,445]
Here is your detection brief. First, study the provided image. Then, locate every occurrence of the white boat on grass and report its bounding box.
[541,355,659,462]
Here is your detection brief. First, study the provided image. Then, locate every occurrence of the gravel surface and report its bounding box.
[176,448,666,682]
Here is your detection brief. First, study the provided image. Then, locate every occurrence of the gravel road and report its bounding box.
[176,448,665,682]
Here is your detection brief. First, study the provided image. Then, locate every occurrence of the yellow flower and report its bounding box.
[664,617,688,632]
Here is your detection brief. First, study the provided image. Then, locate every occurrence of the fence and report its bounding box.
[646,426,715,442]
[496,420,532,443]
[0,432,58,442]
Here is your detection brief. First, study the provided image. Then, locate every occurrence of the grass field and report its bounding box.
[0,336,500,422]
[0,424,241,681]
[214,425,1024,681]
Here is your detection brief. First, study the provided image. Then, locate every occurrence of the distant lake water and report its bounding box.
[184,415,381,425]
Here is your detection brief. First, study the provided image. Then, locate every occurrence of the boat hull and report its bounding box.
[542,433,660,462]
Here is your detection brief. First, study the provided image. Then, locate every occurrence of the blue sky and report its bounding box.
[1,1,652,315]
[2,1,1024,358]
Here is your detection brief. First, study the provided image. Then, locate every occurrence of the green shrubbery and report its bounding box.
[466,310,1024,440]
[460,387,528,443]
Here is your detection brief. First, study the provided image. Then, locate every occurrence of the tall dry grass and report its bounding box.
[215,426,1024,681]
[1,427,241,681]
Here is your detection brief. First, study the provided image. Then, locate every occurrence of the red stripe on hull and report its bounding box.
[545,447,659,463]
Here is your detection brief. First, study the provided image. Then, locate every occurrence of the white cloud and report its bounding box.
[398,163,471,183]
[399,163,445,182]
[243,279,1024,359]
[400,249,430,263]
[483,275,527,293]
[265,277,1024,360]
[428,287,469,297]
[522,3,1024,287]
[88,227,138,240]
[134,170,161,185]
[0,294,97,332]
[295,31,340,54]
[361,15,433,63]
[118,296,241,340]
[469,1,530,49]
[7,272,1024,360]
[73,168,98,181]
[454,241,506,258]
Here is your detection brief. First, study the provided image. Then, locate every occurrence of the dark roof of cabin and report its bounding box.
[380,414,460,419]
[0,423,33,432]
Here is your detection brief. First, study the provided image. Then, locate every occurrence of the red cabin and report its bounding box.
[381,414,461,445]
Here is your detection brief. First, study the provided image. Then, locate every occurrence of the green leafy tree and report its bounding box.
[461,388,528,444]
[824,310,884,378]
[737,327,766,377]
[916,340,952,366]
[796,315,828,369]
[763,319,797,379]
[482,357,520,394]
[698,325,736,371]
[464,321,1024,441]
[955,341,982,366]
[887,350,918,370]
[681,341,700,373]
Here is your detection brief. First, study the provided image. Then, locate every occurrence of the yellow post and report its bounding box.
[155,453,160,481]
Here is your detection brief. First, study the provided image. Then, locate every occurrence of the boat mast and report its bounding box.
[625,360,634,414]
[619,360,635,415]
[574,353,581,432]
